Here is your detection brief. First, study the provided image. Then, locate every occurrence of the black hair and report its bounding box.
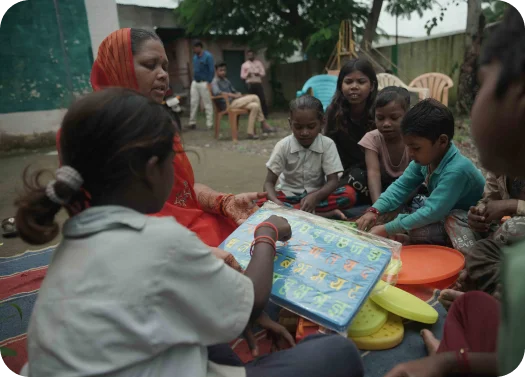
[401,98,454,143]
[325,58,378,135]
[290,95,324,121]
[480,6,525,98]
[130,28,161,55]
[15,88,176,245]
[375,86,411,112]
[215,61,227,70]
[193,40,204,48]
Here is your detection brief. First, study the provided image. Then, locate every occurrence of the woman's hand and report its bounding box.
[357,212,378,231]
[257,215,292,242]
[244,312,296,357]
[209,247,244,272]
[223,192,267,225]
[384,354,455,377]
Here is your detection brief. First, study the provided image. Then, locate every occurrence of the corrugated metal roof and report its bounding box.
[116,0,179,9]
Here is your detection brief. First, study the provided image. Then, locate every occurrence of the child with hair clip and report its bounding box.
[17,88,363,377]
[325,58,378,206]
[258,95,357,219]
[359,86,411,204]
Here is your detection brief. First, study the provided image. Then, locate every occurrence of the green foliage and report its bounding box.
[175,0,370,61]
[483,0,507,23]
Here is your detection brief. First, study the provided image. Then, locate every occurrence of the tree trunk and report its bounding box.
[361,0,384,51]
[456,0,485,114]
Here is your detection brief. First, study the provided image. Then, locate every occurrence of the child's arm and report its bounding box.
[358,161,424,232]
[383,170,470,235]
[244,216,292,321]
[373,161,425,214]
[364,149,382,204]
[263,169,285,207]
[300,173,339,213]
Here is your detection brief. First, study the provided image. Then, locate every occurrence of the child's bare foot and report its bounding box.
[438,289,465,310]
[317,209,347,220]
[420,329,440,355]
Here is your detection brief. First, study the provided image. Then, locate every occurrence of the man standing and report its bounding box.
[188,40,214,130]
[241,49,269,118]
[213,62,275,139]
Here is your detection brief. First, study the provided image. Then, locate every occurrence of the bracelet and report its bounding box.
[366,207,380,216]
[218,194,234,216]
[250,236,276,256]
[455,348,470,374]
[255,222,279,240]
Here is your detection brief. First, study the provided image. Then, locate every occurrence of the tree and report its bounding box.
[361,0,384,50]
[457,0,485,114]
[174,0,370,61]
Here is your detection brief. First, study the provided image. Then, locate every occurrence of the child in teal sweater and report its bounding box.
[357,99,485,244]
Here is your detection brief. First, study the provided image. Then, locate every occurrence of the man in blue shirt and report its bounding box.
[188,40,215,130]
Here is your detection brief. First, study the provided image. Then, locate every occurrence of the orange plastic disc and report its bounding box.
[397,245,465,285]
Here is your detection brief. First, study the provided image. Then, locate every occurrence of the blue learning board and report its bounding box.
[219,206,393,333]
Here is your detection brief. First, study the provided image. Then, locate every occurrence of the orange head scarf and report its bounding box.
[90,28,138,91]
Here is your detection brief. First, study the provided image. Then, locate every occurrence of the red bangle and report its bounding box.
[255,222,279,240]
[250,236,276,256]
[456,349,470,374]
[367,207,380,216]
[218,194,234,216]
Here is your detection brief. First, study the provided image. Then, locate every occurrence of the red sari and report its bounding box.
[57,28,235,246]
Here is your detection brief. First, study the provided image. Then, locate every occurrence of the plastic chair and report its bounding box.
[296,74,338,110]
[377,73,430,102]
[207,84,249,143]
[409,73,454,106]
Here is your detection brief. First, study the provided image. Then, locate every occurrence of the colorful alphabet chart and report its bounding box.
[219,204,396,333]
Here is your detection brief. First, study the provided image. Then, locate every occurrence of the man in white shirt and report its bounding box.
[241,50,269,118]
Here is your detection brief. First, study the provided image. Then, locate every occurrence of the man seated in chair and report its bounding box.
[211,61,275,139]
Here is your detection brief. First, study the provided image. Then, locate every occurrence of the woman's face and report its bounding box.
[341,70,373,106]
[133,39,169,103]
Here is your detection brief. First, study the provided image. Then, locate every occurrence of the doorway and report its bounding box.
[222,50,247,93]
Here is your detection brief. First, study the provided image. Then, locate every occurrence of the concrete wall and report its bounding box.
[272,59,326,106]
[372,32,466,106]
[117,4,177,30]
[0,0,119,141]
[85,0,120,58]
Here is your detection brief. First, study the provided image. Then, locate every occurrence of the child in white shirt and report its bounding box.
[258,95,357,219]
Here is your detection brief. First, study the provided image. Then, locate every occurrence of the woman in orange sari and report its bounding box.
[57,28,264,248]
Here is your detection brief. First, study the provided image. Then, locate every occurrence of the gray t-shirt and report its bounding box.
[27,206,253,377]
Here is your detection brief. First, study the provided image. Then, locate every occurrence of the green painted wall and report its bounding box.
[0,0,93,114]
[372,33,465,106]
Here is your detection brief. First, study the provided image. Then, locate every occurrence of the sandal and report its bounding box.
[2,217,18,238]
[247,134,260,140]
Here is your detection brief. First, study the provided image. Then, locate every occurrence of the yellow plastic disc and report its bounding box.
[348,299,388,338]
[370,280,439,324]
[351,314,404,351]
